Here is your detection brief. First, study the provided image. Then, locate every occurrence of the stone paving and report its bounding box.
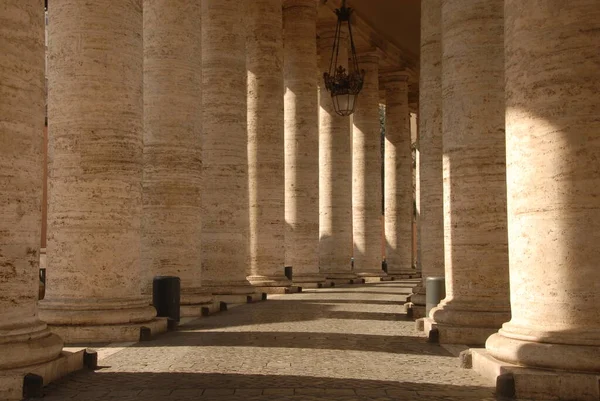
[36,281,507,401]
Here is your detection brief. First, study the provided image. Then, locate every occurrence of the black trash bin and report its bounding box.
[284,266,293,281]
[152,276,181,324]
[425,276,446,317]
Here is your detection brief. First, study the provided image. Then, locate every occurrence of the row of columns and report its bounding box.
[417,0,599,379]
[1,0,416,365]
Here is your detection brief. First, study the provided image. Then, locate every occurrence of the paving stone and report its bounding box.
[40,281,502,401]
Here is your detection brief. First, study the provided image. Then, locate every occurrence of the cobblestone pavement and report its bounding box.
[38,281,506,401]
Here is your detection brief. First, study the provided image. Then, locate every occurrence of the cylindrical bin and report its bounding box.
[152,276,181,323]
[425,276,446,317]
[284,266,293,281]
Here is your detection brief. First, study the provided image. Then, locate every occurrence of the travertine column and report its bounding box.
[246,0,290,288]
[143,0,211,316]
[0,0,63,371]
[40,0,160,343]
[283,0,325,286]
[410,0,444,318]
[428,0,509,345]
[486,0,600,375]
[383,72,412,277]
[317,26,354,282]
[201,0,254,296]
[352,53,386,280]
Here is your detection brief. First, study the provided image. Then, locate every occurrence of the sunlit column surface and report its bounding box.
[283,0,325,286]
[486,0,600,373]
[428,0,509,345]
[352,52,386,280]
[317,25,355,281]
[246,0,290,288]
[0,0,63,370]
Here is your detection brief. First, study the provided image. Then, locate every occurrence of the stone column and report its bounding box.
[40,0,163,343]
[410,0,444,319]
[0,0,63,372]
[383,72,412,278]
[317,26,355,283]
[352,53,386,281]
[481,1,600,394]
[201,0,256,300]
[283,0,325,287]
[246,0,290,290]
[142,0,212,316]
[427,0,509,345]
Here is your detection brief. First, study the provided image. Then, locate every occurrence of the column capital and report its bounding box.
[283,0,319,9]
[356,50,381,65]
[381,70,410,87]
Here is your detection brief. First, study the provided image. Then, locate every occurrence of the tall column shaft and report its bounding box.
[246,0,289,288]
[0,0,63,369]
[317,26,354,280]
[283,0,324,284]
[429,0,509,345]
[142,0,210,314]
[384,73,412,276]
[487,0,600,373]
[201,0,253,294]
[352,53,385,279]
[412,0,444,316]
[41,0,158,342]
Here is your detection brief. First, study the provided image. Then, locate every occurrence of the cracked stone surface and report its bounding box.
[37,281,516,400]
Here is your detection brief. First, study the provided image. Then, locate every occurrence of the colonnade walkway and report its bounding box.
[37,282,501,401]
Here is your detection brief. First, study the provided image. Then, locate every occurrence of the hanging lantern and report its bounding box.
[323,0,365,117]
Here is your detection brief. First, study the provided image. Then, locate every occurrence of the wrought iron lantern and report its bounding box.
[323,0,365,116]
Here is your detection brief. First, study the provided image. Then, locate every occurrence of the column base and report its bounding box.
[471,348,600,401]
[292,273,327,288]
[47,318,168,345]
[427,301,511,345]
[0,348,85,401]
[387,269,422,279]
[180,290,217,318]
[355,271,388,282]
[423,317,500,346]
[322,271,358,285]
[215,292,266,305]
[247,275,296,294]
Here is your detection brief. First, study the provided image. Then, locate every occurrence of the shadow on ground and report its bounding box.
[38,371,499,401]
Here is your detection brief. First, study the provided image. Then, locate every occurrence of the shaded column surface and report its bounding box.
[352,53,385,280]
[409,0,444,318]
[40,0,160,343]
[246,0,290,288]
[383,72,412,277]
[486,0,600,374]
[0,0,63,371]
[428,0,509,345]
[283,0,325,286]
[317,26,355,282]
[142,0,211,316]
[201,0,254,296]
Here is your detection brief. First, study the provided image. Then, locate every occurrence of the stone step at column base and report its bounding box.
[422,318,499,346]
[252,286,302,295]
[387,271,422,279]
[0,348,86,401]
[215,292,267,305]
[471,349,600,401]
[180,300,222,317]
[48,318,168,345]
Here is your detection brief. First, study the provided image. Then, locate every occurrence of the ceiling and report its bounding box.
[349,0,421,60]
